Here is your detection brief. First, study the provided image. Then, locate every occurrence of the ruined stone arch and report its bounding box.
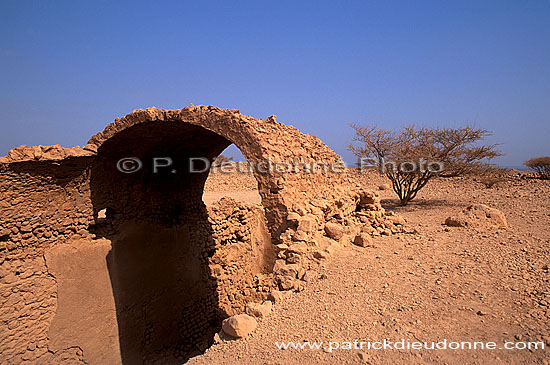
[0,105,379,364]
[83,105,346,237]
[86,106,285,232]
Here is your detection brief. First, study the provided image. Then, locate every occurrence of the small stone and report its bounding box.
[293,230,308,242]
[278,275,296,290]
[379,184,391,190]
[313,250,329,260]
[297,217,314,234]
[302,270,315,282]
[274,263,299,278]
[97,208,107,219]
[287,213,301,221]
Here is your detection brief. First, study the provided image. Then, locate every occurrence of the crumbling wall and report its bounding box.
[0,160,95,363]
[207,198,275,316]
[0,105,390,364]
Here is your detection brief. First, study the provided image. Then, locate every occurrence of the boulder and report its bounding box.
[222,314,258,338]
[445,204,507,229]
[379,183,391,190]
[325,222,344,240]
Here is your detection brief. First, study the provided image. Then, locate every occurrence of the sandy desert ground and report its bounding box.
[199,169,549,364]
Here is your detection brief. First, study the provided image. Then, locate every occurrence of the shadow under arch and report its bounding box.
[89,120,258,363]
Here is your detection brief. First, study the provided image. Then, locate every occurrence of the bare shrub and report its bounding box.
[349,124,502,205]
[212,154,234,168]
[476,167,509,188]
[524,157,550,180]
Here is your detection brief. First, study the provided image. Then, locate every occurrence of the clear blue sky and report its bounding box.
[1,0,549,167]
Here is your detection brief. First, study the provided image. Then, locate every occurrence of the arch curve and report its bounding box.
[86,105,343,235]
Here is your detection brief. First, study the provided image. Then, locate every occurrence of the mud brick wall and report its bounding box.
[0,159,95,363]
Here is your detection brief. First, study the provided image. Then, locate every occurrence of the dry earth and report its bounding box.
[203,169,261,206]
[198,169,550,364]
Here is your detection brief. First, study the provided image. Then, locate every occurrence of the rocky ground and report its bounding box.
[198,169,549,364]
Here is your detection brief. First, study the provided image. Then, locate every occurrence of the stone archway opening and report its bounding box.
[203,144,262,206]
[89,121,263,363]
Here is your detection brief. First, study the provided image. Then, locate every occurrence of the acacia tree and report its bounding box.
[349,124,502,205]
[524,157,550,179]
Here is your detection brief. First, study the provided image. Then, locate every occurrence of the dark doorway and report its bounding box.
[90,121,233,363]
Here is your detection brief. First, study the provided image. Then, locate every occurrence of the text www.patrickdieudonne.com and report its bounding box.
[274,339,546,352]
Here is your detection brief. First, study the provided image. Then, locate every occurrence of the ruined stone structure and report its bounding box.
[0,106,398,364]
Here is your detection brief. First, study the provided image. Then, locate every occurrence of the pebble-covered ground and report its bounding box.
[194,170,549,364]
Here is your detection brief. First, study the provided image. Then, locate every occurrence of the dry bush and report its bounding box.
[349,124,502,205]
[478,176,504,188]
[524,156,550,180]
[212,154,234,168]
[476,167,509,188]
